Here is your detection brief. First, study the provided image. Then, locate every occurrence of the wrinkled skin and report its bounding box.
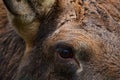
[0,0,120,80]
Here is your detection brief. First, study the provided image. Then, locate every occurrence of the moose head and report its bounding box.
[1,0,120,80]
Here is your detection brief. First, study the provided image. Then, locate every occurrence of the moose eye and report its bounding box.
[55,45,74,59]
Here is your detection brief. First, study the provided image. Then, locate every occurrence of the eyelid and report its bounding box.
[55,44,75,59]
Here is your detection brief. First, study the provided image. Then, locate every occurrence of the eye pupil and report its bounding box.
[56,47,74,59]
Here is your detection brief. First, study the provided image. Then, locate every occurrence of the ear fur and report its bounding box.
[3,0,55,49]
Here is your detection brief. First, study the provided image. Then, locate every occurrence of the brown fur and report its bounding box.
[0,1,8,34]
[0,0,120,80]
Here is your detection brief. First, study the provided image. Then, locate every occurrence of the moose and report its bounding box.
[0,0,120,80]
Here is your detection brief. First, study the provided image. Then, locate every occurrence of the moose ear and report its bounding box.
[3,0,40,48]
[3,0,55,49]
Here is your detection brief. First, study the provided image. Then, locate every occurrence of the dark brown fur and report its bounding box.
[0,0,120,80]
